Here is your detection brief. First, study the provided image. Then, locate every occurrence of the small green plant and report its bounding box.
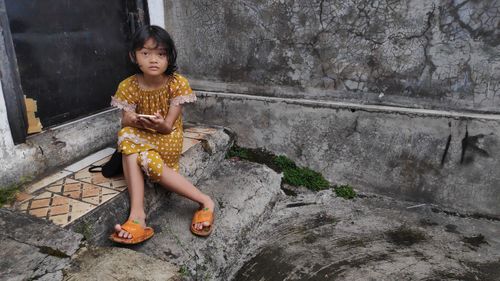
[281,165,330,191]
[0,177,31,207]
[227,144,330,191]
[273,155,296,170]
[226,145,251,160]
[273,155,330,191]
[179,265,189,277]
[334,184,357,199]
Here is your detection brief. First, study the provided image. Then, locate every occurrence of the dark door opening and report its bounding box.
[4,0,148,129]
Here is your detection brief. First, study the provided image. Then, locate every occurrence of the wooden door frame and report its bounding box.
[0,0,27,144]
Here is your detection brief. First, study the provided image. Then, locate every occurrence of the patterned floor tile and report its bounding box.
[18,192,95,226]
[46,179,120,205]
[72,167,126,191]
[25,171,72,194]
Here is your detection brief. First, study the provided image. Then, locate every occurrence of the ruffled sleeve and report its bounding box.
[110,77,138,112]
[169,74,196,106]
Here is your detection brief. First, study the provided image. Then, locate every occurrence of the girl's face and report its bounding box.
[133,38,168,77]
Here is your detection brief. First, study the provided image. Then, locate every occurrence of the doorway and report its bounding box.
[4,0,148,135]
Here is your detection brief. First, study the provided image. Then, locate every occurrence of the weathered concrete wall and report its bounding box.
[0,99,120,187]
[166,0,500,113]
[185,92,500,218]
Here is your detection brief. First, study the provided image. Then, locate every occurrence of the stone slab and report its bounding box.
[0,208,83,257]
[133,160,282,281]
[0,236,68,281]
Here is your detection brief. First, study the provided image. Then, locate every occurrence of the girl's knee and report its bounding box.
[137,151,164,182]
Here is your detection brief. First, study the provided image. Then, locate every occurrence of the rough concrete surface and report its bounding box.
[130,160,282,281]
[186,92,500,218]
[232,187,500,281]
[0,209,83,281]
[167,0,500,113]
[0,208,83,256]
[63,247,180,281]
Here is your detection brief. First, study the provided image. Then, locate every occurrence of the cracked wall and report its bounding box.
[165,0,500,112]
[186,92,500,217]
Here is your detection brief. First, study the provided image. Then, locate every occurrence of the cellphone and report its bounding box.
[137,114,157,119]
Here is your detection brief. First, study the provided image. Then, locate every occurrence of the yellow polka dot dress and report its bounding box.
[110,74,196,182]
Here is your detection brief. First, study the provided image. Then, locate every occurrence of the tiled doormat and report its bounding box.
[8,126,218,227]
[13,152,125,227]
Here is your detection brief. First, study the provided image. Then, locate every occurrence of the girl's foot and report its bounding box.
[114,215,146,239]
[193,196,215,231]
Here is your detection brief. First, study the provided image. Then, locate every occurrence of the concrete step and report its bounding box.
[67,125,233,244]
[129,160,283,281]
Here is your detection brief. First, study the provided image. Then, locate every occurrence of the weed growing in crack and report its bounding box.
[334,185,357,199]
[226,144,330,191]
[178,265,189,277]
[0,176,31,207]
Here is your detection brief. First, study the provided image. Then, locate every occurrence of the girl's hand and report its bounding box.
[122,111,144,129]
[138,111,175,134]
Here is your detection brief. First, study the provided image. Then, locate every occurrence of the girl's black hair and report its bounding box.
[129,25,177,75]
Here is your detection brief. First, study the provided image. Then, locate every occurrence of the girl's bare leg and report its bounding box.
[114,153,147,238]
[158,165,215,230]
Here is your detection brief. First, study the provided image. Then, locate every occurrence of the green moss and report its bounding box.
[334,184,357,199]
[227,145,250,159]
[281,166,330,191]
[273,155,296,171]
[227,144,330,191]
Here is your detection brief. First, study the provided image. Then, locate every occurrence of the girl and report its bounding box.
[109,25,215,244]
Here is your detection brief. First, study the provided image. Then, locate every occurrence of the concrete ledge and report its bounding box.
[0,108,121,187]
[185,91,500,218]
[67,125,233,244]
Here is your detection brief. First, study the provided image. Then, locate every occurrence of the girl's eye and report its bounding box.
[159,53,166,57]
[142,51,149,56]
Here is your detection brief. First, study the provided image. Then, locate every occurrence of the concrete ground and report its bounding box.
[1,127,499,280]
[232,185,500,281]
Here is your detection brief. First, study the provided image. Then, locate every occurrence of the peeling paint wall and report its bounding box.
[166,0,500,112]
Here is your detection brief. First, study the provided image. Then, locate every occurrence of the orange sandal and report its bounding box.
[109,219,154,244]
[191,208,214,237]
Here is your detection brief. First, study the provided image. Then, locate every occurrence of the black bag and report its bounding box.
[88,150,123,178]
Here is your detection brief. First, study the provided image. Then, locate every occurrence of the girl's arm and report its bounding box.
[138,106,182,134]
